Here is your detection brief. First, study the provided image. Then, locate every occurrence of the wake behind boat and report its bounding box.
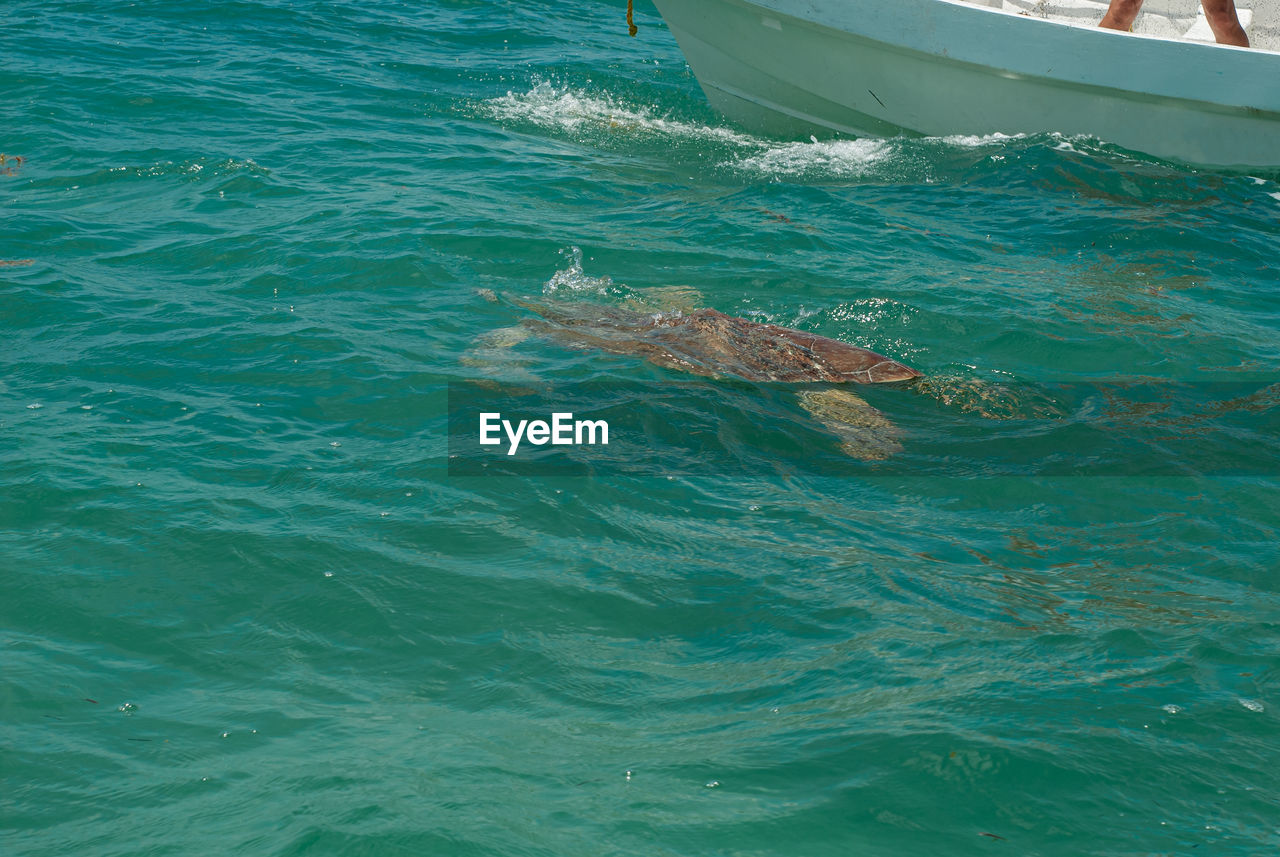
[648,0,1280,168]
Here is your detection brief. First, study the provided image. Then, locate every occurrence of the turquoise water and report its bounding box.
[4,1,1280,854]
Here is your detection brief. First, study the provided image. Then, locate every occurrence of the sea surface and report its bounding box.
[3,2,1280,855]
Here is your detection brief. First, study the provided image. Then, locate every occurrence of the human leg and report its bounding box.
[1201,0,1250,46]
[1100,0,1144,31]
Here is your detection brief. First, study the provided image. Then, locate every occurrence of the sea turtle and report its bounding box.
[469,288,1053,460]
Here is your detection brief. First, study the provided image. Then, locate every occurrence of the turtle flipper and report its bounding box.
[914,374,1065,420]
[797,388,902,461]
[459,324,542,386]
[622,285,705,315]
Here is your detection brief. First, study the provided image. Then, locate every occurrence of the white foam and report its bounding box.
[483,82,760,148]
[483,83,895,178]
[734,138,892,178]
[939,131,1022,147]
[484,85,1066,179]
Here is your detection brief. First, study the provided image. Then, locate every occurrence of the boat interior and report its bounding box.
[959,0,1280,52]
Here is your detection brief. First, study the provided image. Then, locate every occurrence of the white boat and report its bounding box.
[648,0,1280,168]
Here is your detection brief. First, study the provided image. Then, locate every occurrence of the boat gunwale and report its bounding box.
[727,0,1280,113]
[692,0,1280,125]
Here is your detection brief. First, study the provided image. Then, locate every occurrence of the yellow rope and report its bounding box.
[627,0,637,36]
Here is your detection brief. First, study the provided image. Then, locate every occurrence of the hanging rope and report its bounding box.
[627,0,637,37]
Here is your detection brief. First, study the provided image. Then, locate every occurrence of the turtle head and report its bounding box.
[863,358,923,384]
[783,329,921,384]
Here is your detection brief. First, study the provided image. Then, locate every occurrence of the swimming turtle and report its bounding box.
[470,288,1050,460]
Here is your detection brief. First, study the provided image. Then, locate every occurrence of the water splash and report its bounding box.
[732,137,893,179]
[482,81,759,147]
[480,84,1067,181]
[543,246,615,296]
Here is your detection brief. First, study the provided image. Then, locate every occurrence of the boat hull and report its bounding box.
[651,0,1280,169]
